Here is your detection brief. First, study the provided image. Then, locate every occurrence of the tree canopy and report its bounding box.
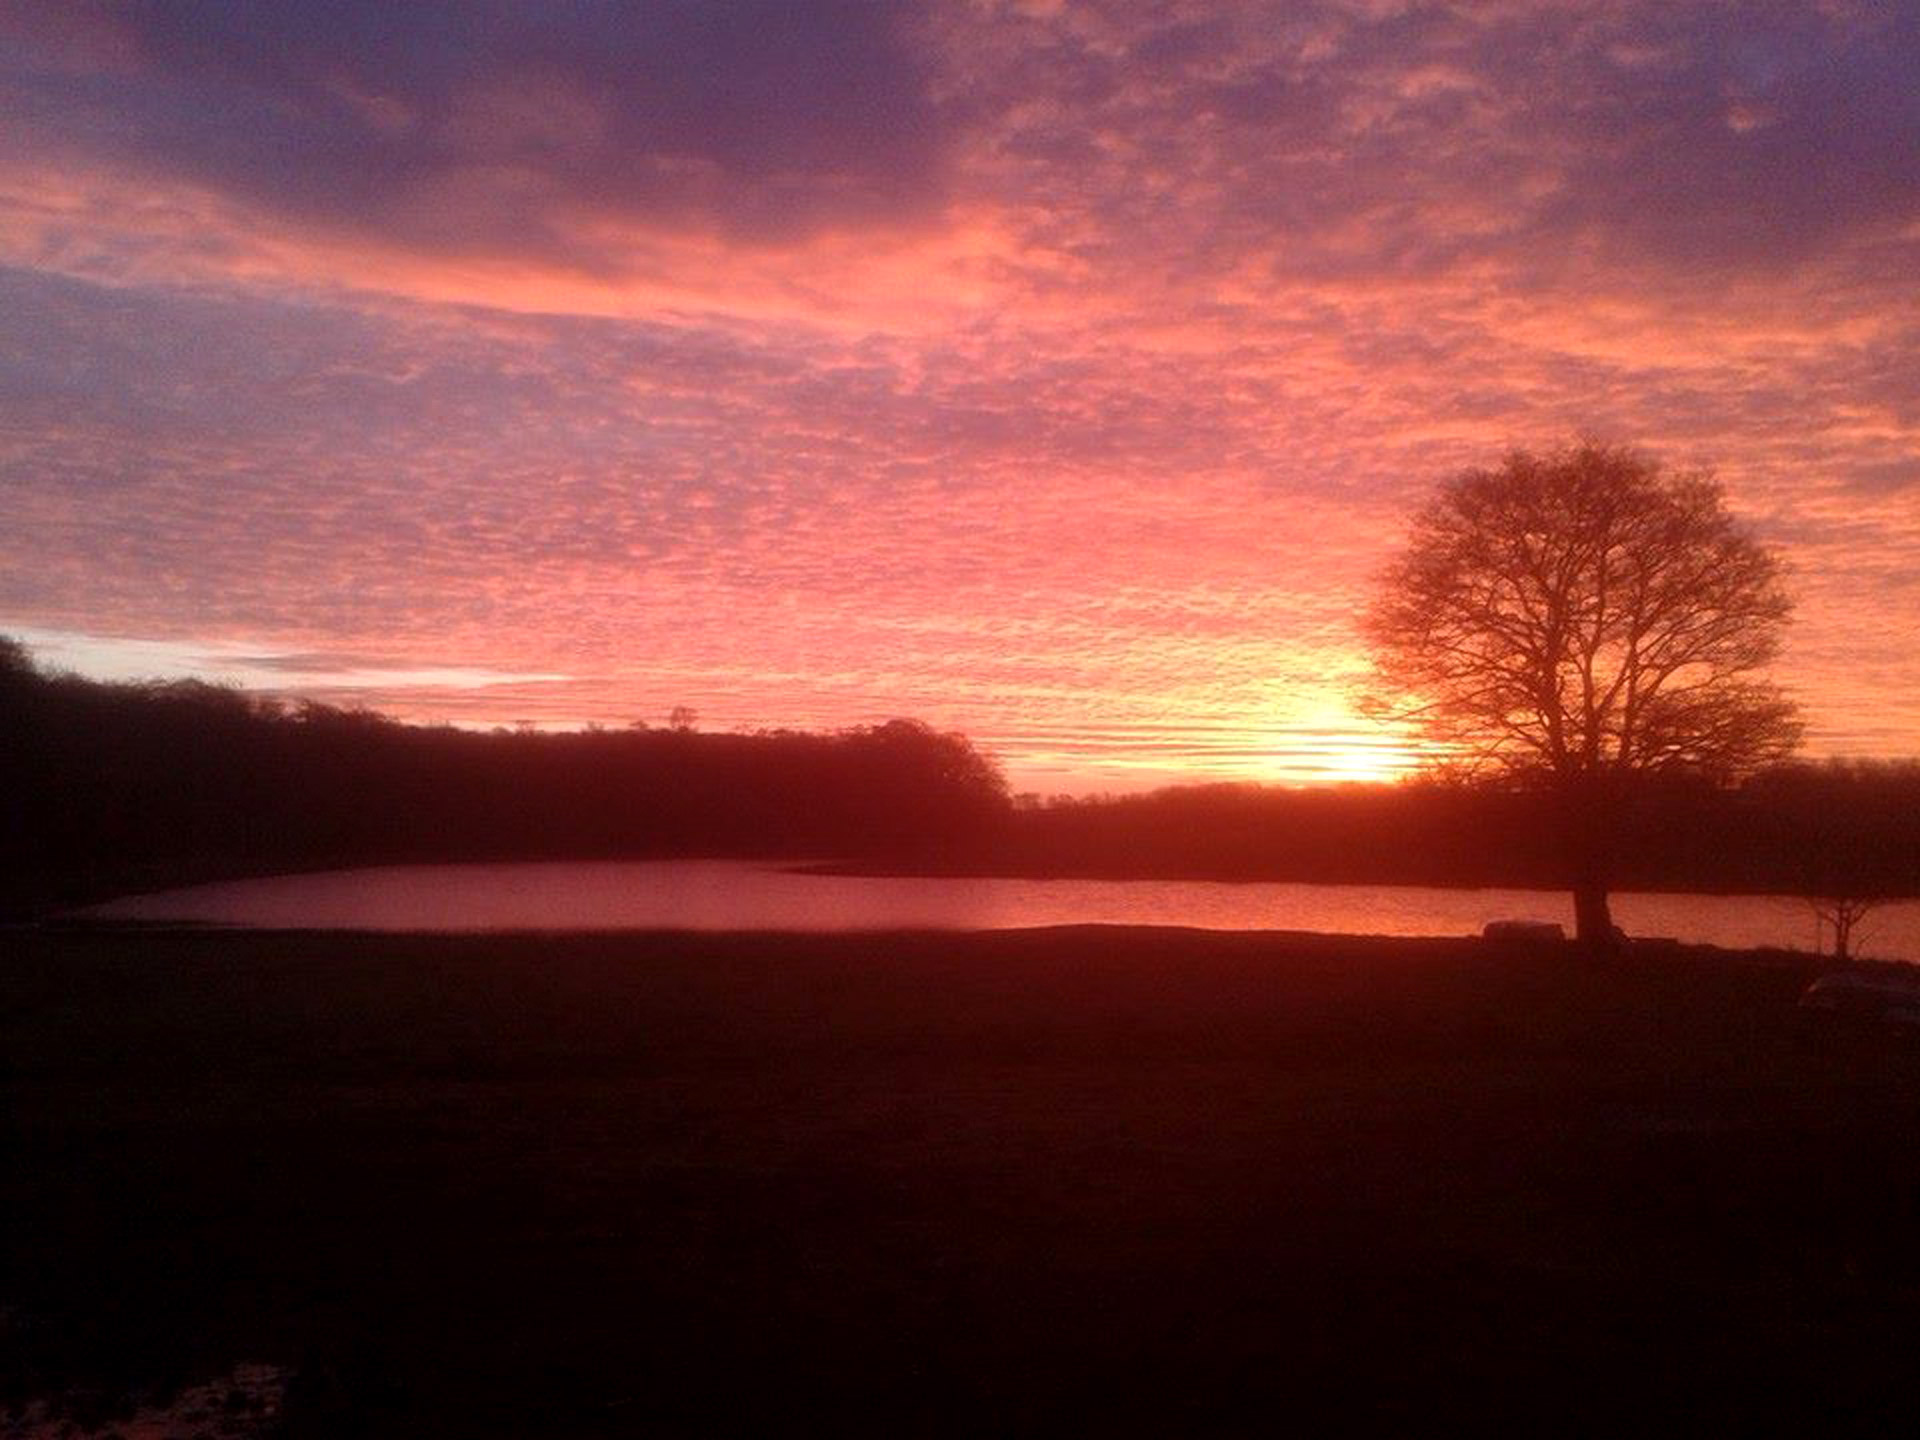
[1364,442,1801,940]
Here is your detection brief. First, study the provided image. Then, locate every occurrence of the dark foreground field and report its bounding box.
[5,928,1919,1436]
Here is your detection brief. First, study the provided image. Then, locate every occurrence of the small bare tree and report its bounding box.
[1807,893,1881,962]
[1364,442,1801,945]
[1767,759,1920,962]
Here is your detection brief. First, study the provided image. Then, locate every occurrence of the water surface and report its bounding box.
[81,861,1920,961]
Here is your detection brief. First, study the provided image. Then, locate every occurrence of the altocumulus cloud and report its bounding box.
[0,0,1915,787]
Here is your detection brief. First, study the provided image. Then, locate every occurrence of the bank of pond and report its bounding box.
[74,860,1920,962]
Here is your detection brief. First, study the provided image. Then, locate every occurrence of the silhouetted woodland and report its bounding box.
[0,638,1006,913]
[990,767,1920,902]
[4,637,1915,916]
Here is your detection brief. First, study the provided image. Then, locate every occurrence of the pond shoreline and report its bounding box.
[50,858,1920,962]
[15,846,1919,929]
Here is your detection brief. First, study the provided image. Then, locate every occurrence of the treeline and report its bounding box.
[0,639,1007,913]
[982,768,1920,899]
[5,636,1916,914]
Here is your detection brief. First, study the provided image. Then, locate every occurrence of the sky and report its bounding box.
[1,0,1916,793]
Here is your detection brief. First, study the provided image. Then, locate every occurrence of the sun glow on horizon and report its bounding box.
[1270,736,1426,787]
[11,625,1446,794]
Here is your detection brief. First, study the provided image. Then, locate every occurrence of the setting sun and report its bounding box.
[1270,733,1425,787]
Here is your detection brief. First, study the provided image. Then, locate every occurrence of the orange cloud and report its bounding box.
[2,1,1916,789]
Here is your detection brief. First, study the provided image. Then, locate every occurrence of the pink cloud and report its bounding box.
[1,1,1915,789]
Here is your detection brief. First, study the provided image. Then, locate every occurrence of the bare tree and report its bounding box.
[1807,893,1882,962]
[1364,442,1801,945]
[1765,758,1920,961]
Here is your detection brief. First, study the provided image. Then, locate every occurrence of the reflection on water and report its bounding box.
[80,861,1920,961]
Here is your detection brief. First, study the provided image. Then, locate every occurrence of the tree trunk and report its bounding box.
[1573,880,1615,948]
[1562,775,1620,950]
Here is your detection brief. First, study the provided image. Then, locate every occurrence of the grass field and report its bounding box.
[4,927,1919,1435]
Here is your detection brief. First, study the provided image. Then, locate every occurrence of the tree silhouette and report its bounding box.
[1364,442,1801,945]
[0,638,1014,917]
[1758,759,1920,961]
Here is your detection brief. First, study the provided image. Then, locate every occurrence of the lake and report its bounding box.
[79,860,1920,961]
